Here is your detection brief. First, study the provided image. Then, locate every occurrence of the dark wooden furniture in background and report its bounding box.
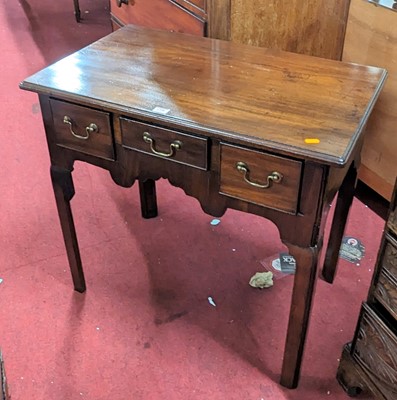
[342,0,397,202]
[337,178,397,398]
[110,0,206,34]
[110,0,350,60]
[73,0,81,22]
[20,26,386,389]
[0,351,10,400]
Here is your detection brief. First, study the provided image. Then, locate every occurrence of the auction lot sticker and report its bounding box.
[339,236,365,263]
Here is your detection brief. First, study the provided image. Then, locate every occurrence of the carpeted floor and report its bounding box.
[0,1,382,399]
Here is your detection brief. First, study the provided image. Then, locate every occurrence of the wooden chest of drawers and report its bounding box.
[337,179,397,399]
[110,0,205,35]
[20,25,386,390]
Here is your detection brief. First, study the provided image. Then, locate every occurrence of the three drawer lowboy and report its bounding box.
[20,25,387,389]
[337,179,397,399]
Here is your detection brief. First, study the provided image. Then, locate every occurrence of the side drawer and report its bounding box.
[373,233,397,321]
[352,303,397,398]
[219,143,302,214]
[120,118,208,170]
[50,99,114,160]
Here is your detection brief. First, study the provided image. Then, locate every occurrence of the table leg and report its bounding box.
[73,0,81,23]
[280,244,318,388]
[139,179,158,219]
[322,164,358,283]
[50,166,86,293]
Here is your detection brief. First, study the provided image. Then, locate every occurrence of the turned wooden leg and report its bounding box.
[280,244,319,389]
[50,166,86,293]
[322,164,358,283]
[73,0,81,23]
[139,179,158,219]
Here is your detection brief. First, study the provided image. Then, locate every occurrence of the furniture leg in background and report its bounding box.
[73,0,81,22]
[322,163,358,283]
[139,179,158,219]
[0,350,10,400]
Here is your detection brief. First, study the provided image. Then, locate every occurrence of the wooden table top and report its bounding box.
[20,25,387,166]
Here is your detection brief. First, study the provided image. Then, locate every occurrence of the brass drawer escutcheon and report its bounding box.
[142,132,182,158]
[63,116,98,140]
[236,161,283,189]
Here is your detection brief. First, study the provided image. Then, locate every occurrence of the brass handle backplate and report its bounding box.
[143,132,182,158]
[116,0,129,7]
[236,161,283,189]
[63,116,98,140]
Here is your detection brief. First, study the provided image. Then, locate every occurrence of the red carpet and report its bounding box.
[0,2,382,399]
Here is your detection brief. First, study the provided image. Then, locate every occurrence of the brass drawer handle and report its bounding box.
[236,161,283,189]
[63,116,98,140]
[116,0,129,7]
[143,132,182,158]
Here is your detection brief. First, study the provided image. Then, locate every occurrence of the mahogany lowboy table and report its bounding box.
[20,26,387,389]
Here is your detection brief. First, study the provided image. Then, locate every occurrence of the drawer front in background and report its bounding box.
[220,144,302,214]
[352,303,397,398]
[50,99,114,160]
[110,0,205,35]
[120,118,208,170]
[389,205,397,236]
[373,234,397,321]
[170,0,206,20]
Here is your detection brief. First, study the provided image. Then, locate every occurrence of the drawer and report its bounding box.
[352,303,397,398]
[50,99,114,160]
[219,144,302,214]
[110,0,205,35]
[373,234,397,320]
[170,0,206,20]
[120,118,208,170]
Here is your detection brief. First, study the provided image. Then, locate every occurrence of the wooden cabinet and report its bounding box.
[109,0,205,35]
[342,0,397,201]
[337,179,397,399]
[110,0,350,60]
[212,0,350,60]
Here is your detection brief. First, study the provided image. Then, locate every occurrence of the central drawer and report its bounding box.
[219,143,302,214]
[120,118,208,170]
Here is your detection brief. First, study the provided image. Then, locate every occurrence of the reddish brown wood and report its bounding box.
[322,162,358,283]
[281,244,319,388]
[120,117,208,170]
[50,99,114,161]
[219,143,302,214]
[50,166,86,293]
[139,179,158,219]
[109,0,205,35]
[20,26,387,389]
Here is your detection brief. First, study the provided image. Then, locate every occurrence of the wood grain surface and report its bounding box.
[229,0,351,59]
[342,0,397,200]
[20,25,387,166]
[109,0,204,34]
